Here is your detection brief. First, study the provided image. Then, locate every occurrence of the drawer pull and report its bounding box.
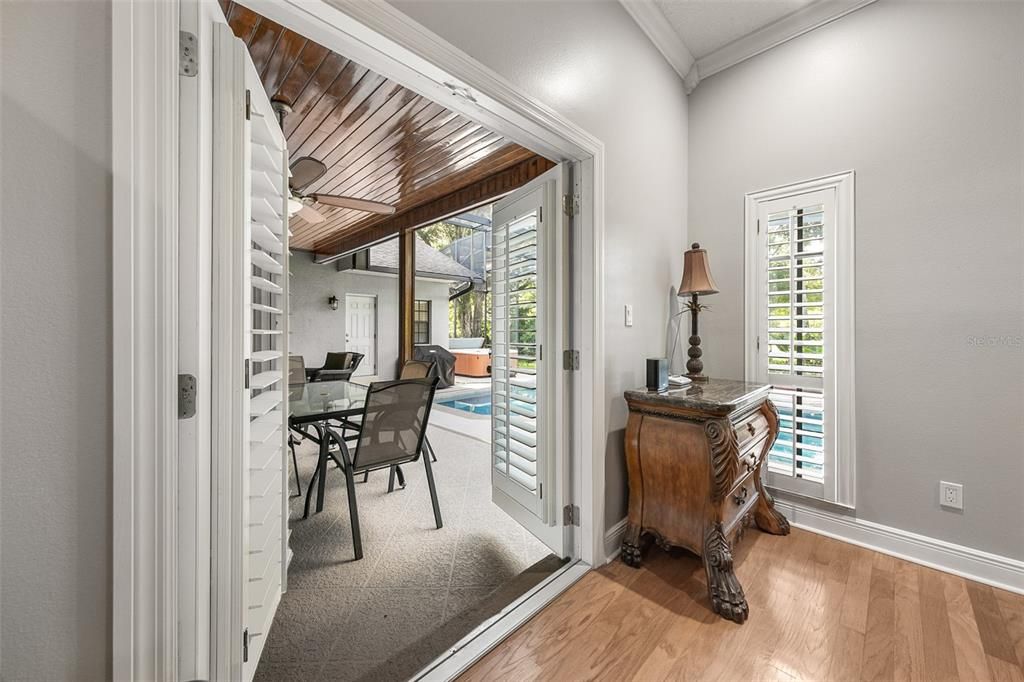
[733,486,749,506]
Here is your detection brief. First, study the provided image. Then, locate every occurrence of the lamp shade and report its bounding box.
[678,242,719,296]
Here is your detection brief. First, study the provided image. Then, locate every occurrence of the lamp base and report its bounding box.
[686,334,708,382]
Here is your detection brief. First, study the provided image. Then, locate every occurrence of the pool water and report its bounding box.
[438,394,492,415]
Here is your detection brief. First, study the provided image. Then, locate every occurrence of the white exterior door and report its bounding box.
[490,165,571,557]
[346,294,377,376]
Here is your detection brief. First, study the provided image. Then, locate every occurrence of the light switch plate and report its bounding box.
[624,304,633,327]
[939,481,963,510]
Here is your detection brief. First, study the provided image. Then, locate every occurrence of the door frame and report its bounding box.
[345,293,378,377]
[112,0,607,676]
[241,0,606,570]
[111,0,181,680]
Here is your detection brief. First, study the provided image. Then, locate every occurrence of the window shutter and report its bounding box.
[765,205,825,381]
[761,200,828,488]
[492,213,541,495]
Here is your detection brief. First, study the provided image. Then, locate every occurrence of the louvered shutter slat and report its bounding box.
[762,202,828,486]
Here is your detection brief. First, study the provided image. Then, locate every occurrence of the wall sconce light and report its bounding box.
[328,295,339,311]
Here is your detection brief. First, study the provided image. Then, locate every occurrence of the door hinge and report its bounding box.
[242,628,250,663]
[756,335,761,350]
[757,218,761,234]
[563,349,580,371]
[179,31,198,77]
[178,374,197,419]
[563,504,580,526]
[245,89,251,120]
[563,193,580,218]
[244,359,250,389]
[538,206,543,224]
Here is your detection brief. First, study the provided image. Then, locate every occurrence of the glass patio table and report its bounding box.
[289,379,368,518]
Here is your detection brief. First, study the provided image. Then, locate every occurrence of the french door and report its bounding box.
[490,165,572,557]
[212,23,290,681]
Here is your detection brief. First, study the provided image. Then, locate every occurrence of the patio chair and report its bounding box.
[288,355,349,498]
[310,351,364,382]
[400,359,438,464]
[305,377,443,561]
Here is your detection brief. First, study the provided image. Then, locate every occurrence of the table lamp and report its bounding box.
[677,242,719,383]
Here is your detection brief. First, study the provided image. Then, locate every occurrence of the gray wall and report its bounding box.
[387,0,690,532]
[1,1,113,679]
[290,250,452,380]
[689,1,1024,559]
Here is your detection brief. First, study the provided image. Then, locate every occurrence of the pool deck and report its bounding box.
[430,403,490,442]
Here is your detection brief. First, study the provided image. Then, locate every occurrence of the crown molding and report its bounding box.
[695,0,878,83]
[619,1,697,93]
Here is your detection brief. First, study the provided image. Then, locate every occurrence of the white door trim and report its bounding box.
[111,0,181,679]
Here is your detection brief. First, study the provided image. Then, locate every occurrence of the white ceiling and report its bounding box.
[655,0,815,59]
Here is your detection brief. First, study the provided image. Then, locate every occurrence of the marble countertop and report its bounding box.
[625,378,771,417]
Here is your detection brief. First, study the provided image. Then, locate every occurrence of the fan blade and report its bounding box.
[296,203,326,224]
[310,194,396,214]
[289,157,327,192]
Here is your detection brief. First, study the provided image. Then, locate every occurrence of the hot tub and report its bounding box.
[451,348,491,377]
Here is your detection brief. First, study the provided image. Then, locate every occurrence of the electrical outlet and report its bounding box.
[939,481,963,510]
[624,304,633,327]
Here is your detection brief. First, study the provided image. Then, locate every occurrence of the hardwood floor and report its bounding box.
[459,528,1024,681]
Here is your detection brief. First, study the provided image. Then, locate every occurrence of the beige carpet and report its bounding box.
[254,425,557,682]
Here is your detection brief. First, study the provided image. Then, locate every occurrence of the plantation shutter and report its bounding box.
[489,165,565,554]
[492,208,544,508]
[213,24,291,678]
[755,190,834,499]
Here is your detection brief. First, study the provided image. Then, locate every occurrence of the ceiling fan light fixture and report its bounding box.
[287,196,304,216]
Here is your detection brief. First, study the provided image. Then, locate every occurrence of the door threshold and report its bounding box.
[413,560,591,680]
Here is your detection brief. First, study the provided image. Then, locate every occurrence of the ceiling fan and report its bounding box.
[285,157,397,224]
[271,100,396,225]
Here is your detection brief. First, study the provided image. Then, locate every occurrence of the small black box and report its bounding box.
[646,358,668,392]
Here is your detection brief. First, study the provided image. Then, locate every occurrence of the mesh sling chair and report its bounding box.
[288,355,350,499]
[311,351,364,382]
[399,359,438,464]
[339,358,437,491]
[306,377,442,561]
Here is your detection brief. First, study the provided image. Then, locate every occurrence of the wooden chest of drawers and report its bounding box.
[621,379,790,623]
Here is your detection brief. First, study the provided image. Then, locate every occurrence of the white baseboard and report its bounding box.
[603,502,1024,595]
[603,518,628,562]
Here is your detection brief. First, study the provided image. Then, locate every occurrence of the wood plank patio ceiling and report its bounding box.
[221,1,542,255]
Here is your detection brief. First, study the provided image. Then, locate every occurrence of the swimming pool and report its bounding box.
[438,394,493,415]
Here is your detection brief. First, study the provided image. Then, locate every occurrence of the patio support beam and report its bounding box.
[397,228,416,370]
[313,155,556,261]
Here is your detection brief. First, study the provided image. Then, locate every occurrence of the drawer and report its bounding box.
[722,470,758,532]
[734,410,770,454]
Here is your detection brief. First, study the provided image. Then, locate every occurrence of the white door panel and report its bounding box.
[490,165,570,557]
[345,294,376,376]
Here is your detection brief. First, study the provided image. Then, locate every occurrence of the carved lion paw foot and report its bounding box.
[755,506,791,536]
[707,565,749,623]
[621,541,643,568]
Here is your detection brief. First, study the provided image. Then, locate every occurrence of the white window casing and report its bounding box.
[745,171,856,508]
